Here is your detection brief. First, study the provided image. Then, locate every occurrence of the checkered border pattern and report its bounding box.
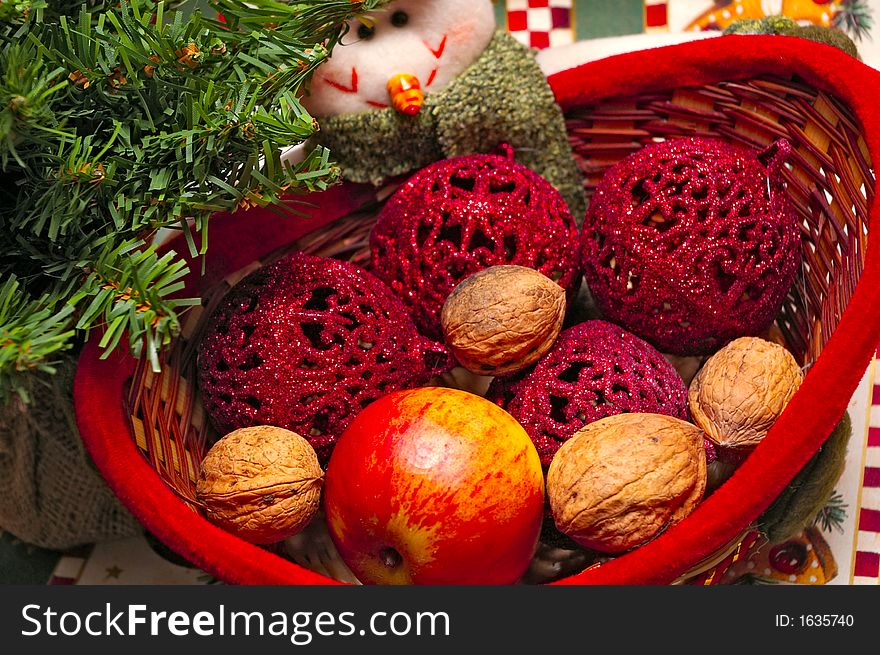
[504,1,670,50]
[856,352,880,583]
[506,0,574,50]
[47,547,92,585]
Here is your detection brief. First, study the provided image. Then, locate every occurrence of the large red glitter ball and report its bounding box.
[487,320,689,468]
[580,137,802,356]
[370,152,582,339]
[197,252,452,464]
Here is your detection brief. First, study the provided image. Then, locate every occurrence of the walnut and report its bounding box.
[546,413,707,553]
[689,337,803,449]
[196,426,324,544]
[440,265,566,375]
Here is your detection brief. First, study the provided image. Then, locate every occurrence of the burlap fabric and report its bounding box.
[0,355,142,550]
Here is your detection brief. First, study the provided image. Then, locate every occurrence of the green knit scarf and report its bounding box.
[314,30,587,221]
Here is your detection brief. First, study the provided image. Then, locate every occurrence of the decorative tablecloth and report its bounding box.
[0,0,877,586]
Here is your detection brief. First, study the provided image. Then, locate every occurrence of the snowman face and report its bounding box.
[302,0,496,118]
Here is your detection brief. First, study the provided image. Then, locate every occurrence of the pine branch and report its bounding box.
[72,238,200,372]
[10,0,378,244]
[0,275,76,402]
[0,38,70,170]
[835,0,874,42]
[0,0,392,398]
[0,236,200,393]
[0,0,39,24]
[813,492,848,534]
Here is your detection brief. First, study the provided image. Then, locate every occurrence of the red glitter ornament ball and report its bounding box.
[197,252,452,464]
[370,152,582,339]
[580,137,801,355]
[487,320,689,468]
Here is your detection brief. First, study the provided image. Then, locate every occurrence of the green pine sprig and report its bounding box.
[0,0,391,402]
[0,0,39,24]
[835,0,874,42]
[0,276,76,401]
[72,238,201,371]
[813,492,848,534]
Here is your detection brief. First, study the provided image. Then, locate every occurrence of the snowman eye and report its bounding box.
[357,23,376,40]
[391,11,409,27]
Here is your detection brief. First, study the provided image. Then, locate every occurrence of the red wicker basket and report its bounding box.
[74,36,880,585]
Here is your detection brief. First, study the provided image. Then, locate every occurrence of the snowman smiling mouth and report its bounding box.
[321,34,448,116]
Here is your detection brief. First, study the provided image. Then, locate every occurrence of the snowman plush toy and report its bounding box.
[301,0,586,220]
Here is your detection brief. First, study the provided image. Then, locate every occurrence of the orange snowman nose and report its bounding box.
[387,73,424,116]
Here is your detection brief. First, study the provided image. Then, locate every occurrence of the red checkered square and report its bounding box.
[530,31,550,49]
[854,551,880,578]
[645,1,670,32]
[507,10,527,32]
[646,3,668,28]
[860,508,880,533]
[506,0,573,50]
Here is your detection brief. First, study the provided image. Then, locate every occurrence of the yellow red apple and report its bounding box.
[323,387,544,585]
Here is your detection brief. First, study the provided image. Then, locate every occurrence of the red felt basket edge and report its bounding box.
[73,36,880,586]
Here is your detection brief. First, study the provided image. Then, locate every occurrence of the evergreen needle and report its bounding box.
[0,0,391,400]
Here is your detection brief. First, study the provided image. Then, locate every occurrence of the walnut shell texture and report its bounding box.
[441,265,566,375]
[689,337,804,449]
[197,426,324,544]
[547,413,707,553]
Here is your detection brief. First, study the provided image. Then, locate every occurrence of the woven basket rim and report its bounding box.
[74,35,880,586]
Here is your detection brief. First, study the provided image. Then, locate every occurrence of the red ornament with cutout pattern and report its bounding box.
[197,252,451,464]
[370,151,582,339]
[580,137,801,356]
